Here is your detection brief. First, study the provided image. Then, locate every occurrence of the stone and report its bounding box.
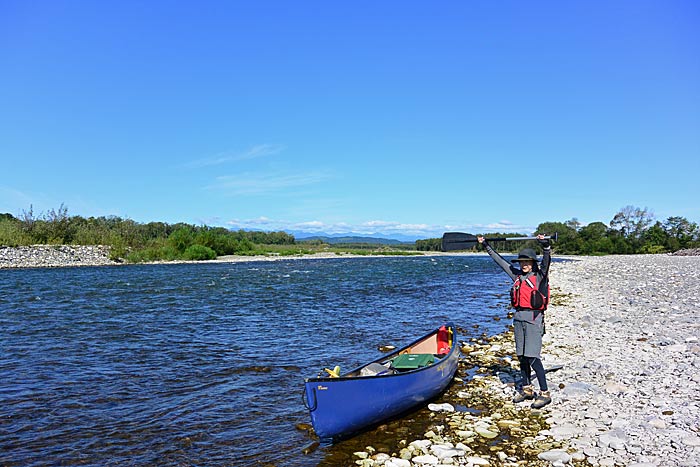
[496,419,521,428]
[410,439,432,450]
[583,446,599,457]
[411,454,439,464]
[551,424,580,439]
[475,426,499,439]
[561,381,597,395]
[428,403,455,412]
[385,459,411,467]
[430,445,465,460]
[666,344,686,352]
[465,456,491,465]
[647,418,666,429]
[537,449,571,463]
[603,381,629,394]
[374,453,390,463]
[682,435,700,447]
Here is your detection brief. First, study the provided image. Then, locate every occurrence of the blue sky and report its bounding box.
[2,1,698,239]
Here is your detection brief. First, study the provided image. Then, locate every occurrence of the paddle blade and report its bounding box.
[441,232,478,251]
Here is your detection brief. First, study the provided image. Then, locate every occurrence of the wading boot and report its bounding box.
[513,385,535,403]
[531,390,552,409]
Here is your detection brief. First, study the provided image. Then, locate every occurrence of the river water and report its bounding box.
[1,255,515,466]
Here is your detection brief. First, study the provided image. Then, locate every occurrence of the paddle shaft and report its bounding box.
[441,232,558,251]
[478,234,556,243]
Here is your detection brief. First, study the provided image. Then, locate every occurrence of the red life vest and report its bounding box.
[510,274,549,311]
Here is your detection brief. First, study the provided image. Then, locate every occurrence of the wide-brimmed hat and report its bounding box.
[511,248,538,263]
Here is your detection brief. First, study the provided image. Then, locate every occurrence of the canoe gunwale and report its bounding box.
[304,323,458,384]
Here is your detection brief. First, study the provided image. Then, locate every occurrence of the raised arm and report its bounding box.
[478,236,518,280]
[537,234,551,276]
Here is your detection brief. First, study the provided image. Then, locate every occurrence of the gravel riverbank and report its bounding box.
[349,254,700,467]
[0,246,452,269]
[540,254,700,466]
[0,245,117,268]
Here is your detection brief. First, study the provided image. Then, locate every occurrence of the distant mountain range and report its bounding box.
[290,230,425,244]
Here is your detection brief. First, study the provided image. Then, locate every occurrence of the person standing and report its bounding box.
[477,234,552,409]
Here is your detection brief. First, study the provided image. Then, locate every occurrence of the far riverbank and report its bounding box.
[0,245,486,269]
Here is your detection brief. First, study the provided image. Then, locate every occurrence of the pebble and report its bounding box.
[682,435,700,447]
[386,459,412,467]
[465,456,490,465]
[537,449,571,463]
[428,403,455,413]
[412,454,439,464]
[430,445,465,459]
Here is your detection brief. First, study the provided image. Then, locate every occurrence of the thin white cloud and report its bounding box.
[183,144,285,169]
[295,220,325,229]
[207,170,333,195]
[361,220,432,232]
[222,216,531,239]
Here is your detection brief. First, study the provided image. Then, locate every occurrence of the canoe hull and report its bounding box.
[303,324,459,443]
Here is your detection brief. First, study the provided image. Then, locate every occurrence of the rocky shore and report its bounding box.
[0,245,117,268]
[348,254,700,467]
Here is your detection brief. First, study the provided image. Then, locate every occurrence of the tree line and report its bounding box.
[416,206,699,255]
[2,204,698,261]
[0,205,295,262]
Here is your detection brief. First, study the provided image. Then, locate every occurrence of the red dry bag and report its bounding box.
[437,326,451,355]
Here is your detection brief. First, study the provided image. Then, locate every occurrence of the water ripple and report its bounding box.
[0,256,509,466]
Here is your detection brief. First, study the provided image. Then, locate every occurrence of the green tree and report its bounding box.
[535,221,577,253]
[169,226,195,253]
[579,222,607,242]
[610,206,655,239]
[663,216,698,250]
[415,238,442,251]
[578,222,610,254]
[640,222,669,253]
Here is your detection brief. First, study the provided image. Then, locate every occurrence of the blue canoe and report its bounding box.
[303,323,460,443]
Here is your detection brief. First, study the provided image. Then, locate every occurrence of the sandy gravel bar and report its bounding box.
[0,245,117,268]
[541,254,700,466]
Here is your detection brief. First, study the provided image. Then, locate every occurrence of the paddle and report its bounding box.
[441,232,558,251]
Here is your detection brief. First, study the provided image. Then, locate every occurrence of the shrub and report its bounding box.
[183,244,217,261]
[169,227,195,253]
[125,245,180,262]
[0,218,32,246]
[640,244,666,254]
